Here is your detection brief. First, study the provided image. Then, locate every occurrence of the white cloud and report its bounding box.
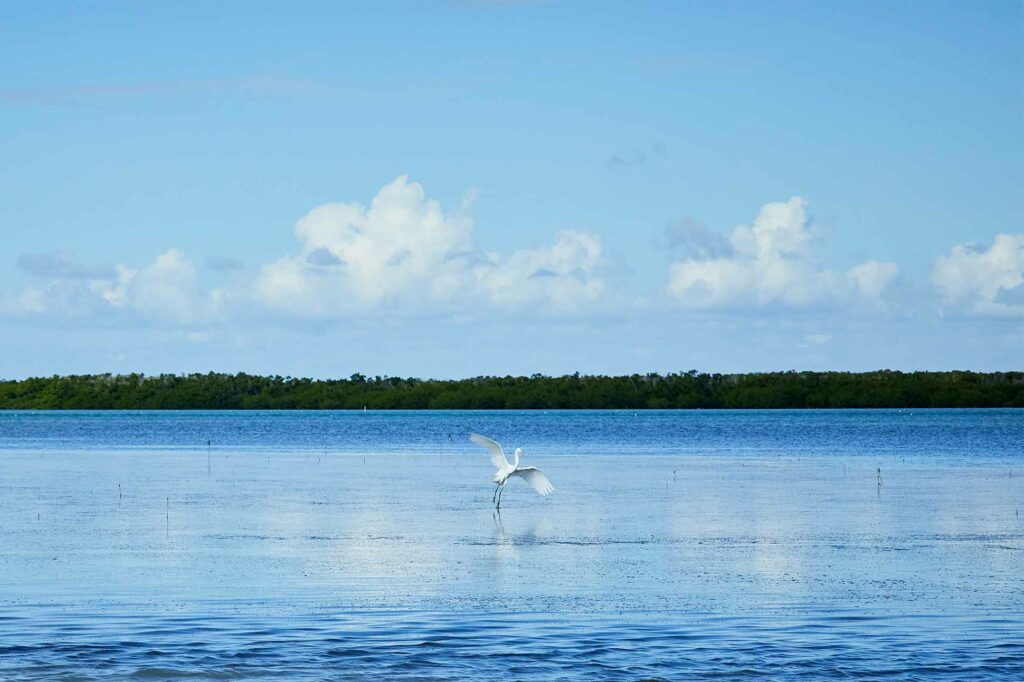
[474,230,605,311]
[256,175,606,316]
[102,249,202,322]
[931,233,1024,317]
[666,197,898,309]
[3,248,220,323]
[0,274,117,318]
[8,182,1017,334]
[849,260,900,299]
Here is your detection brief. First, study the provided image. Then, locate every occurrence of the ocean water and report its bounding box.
[0,409,1021,679]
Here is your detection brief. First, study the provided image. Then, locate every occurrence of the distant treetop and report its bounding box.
[0,371,1020,409]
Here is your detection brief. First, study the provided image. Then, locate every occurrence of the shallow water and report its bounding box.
[1,410,1022,679]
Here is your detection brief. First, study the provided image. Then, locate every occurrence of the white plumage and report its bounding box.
[469,433,554,508]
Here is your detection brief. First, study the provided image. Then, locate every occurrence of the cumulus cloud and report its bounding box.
[2,248,220,323]
[931,233,1023,317]
[18,183,1020,331]
[255,175,606,316]
[4,252,120,317]
[102,249,203,322]
[666,197,898,309]
[474,230,605,310]
[849,260,900,300]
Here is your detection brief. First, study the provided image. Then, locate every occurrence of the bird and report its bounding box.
[469,433,554,510]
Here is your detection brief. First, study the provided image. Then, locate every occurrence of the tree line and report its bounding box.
[0,371,1020,409]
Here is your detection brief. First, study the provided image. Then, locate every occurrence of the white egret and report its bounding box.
[469,433,554,510]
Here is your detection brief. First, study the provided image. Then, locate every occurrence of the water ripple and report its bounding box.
[1,609,1022,680]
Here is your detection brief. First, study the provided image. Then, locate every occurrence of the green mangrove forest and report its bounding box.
[0,371,1020,409]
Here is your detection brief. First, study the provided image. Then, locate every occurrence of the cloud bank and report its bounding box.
[256,176,606,316]
[930,233,1024,317]
[2,180,1019,330]
[666,197,899,309]
[101,248,229,323]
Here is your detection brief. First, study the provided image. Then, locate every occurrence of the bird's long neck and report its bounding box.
[512,449,520,468]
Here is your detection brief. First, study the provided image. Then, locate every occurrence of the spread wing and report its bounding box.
[469,433,509,471]
[511,467,554,496]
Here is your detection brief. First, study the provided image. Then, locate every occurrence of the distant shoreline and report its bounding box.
[2,371,1021,410]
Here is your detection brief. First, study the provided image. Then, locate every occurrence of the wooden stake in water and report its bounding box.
[118,483,122,506]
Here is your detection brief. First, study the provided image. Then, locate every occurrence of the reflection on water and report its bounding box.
[0,410,1021,679]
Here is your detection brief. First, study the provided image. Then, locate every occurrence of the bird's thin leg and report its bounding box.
[494,481,506,504]
[496,481,507,510]
[492,482,501,504]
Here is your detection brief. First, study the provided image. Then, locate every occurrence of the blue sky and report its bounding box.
[1,1,1021,378]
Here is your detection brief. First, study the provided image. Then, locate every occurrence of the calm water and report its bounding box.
[1,409,1021,679]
